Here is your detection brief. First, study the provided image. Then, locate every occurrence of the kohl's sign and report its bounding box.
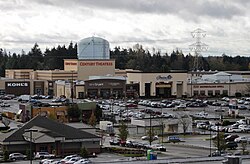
[6,82,29,87]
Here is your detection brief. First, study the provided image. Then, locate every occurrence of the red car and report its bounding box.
[126,103,138,108]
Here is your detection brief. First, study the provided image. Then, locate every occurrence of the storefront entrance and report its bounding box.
[87,89,98,98]
[100,89,111,98]
[145,83,151,98]
[155,82,172,98]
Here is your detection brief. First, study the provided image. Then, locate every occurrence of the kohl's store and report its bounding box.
[0,79,46,96]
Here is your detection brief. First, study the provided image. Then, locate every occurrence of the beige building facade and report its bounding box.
[188,82,250,97]
[127,72,188,98]
[188,72,250,97]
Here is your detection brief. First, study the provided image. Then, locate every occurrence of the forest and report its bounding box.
[0,43,249,77]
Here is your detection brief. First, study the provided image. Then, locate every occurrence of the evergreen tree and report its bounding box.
[88,111,97,127]
[118,121,129,141]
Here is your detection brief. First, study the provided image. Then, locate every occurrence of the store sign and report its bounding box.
[199,85,224,88]
[89,83,104,87]
[79,61,113,66]
[156,75,172,81]
[108,82,121,86]
[65,62,77,65]
[6,82,29,87]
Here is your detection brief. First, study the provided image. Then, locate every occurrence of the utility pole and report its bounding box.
[71,71,74,103]
[25,129,38,164]
[209,126,211,157]
[149,112,152,146]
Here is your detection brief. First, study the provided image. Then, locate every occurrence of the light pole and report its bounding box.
[228,74,232,97]
[25,129,38,164]
[209,126,211,157]
[190,72,193,97]
[149,112,152,146]
[71,70,74,103]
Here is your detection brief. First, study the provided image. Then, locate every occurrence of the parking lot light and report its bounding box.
[25,129,38,164]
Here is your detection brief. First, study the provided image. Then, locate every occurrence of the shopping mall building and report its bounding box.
[1,37,250,98]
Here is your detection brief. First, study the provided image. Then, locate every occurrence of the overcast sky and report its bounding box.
[1,0,250,56]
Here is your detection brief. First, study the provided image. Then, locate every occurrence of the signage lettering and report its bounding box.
[65,62,77,65]
[109,82,120,86]
[156,75,172,81]
[198,85,224,88]
[80,61,113,66]
[7,82,29,87]
[89,83,104,87]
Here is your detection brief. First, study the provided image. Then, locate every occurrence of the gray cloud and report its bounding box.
[28,0,246,20]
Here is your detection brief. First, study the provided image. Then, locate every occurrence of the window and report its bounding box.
[208,90,213,96]
[215,90,220,96]
[193,91,198,96]
[200,90,205,96]
[222,90,228,96]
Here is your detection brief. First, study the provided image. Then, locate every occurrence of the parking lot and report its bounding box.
[2,96,250,163]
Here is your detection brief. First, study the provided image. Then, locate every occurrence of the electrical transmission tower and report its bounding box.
[189,28,208,71]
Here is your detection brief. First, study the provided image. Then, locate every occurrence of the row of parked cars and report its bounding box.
[40,154,91,164]
[109,138,166,152]
[196,119,250,133]
[8,152,91,164]
[8,152,55,161]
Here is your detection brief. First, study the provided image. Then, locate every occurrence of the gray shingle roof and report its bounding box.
[3,115,99,142]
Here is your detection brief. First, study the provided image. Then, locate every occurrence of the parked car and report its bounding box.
[0,103,10,107]
[226,141,238,150]
[234,136,249,143]
[225,134,239,142]
[141,135,158,141]
[151,144,166,151]
[228,127,243,133]
[238,105,247,110]
[214,107,225,112]
[208,150,227,157]
[168,136,181,143]
[34,152,55,159]
[9,153,27,161]
[74,159,92,164]
[60,155,78,163]
[65,157,82,164]
[238,124,250,132]
[109,139,120,145]
[40,159,54,164]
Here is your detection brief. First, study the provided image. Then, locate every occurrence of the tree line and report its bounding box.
[0,43,249,77]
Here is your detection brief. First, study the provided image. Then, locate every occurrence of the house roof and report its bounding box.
[3,115,99,143]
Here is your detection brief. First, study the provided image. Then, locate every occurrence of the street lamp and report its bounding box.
[25,129,38,164]
[70,70,74,103]
[228,74,232,97]
[149,112,152,146]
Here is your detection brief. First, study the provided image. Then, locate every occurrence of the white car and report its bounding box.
[239,125,250,132]
[214,108,225,112]
[41,159,54,164]
[176,104,186,110]
[236,119,246,125]
[9,153,27,161]
[65,157,82,164]
[151,144,166,151]
[141,135,158,140]
[234,136,249,143]
[34,152,55,159]
[228,127,243,133]
[74,159,91,164]
[60,154,78,163]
